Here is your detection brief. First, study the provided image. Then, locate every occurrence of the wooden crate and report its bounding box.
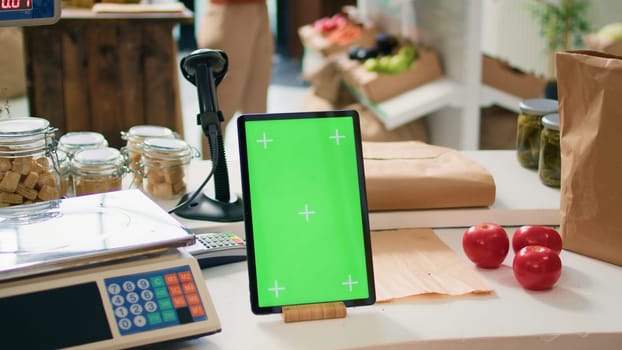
[23,8,192,148]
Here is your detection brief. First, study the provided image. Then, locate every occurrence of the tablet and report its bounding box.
[237,110,375,315]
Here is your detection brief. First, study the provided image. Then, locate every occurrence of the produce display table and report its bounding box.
[23,7,193,147]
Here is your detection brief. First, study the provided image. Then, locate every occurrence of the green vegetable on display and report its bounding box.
[363,45,419,75]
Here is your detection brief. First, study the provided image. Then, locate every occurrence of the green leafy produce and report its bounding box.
[363,45,419,75]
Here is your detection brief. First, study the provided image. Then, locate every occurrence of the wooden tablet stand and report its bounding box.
[282,302,347,323]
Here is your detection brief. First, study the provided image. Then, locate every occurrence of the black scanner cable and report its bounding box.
[167,123,219,214]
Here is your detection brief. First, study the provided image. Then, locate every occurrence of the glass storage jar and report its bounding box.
[56,150,70,197]
[516,98,558,169]
[71,147,127,196]
[538,113,561,188]
[58,131,108,158]
[121,125,175,186]
[0,117,61,206]
[140,137,197,200]
[58,131,108,196]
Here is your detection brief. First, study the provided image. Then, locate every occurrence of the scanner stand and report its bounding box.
[175,49,244,222]
[174,193,243,223]
[282,302,347,323]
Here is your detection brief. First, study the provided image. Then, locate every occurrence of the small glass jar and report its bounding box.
[71,147,127,196]
[140,137,197,200]
[0,117,61,206]
[55,150,71,197]
[516,98,558,169]
[58,131,108,158]
[538,113,561,187]
[121,125,175,186]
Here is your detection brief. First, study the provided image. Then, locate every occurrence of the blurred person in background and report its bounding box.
[197,0,274,158]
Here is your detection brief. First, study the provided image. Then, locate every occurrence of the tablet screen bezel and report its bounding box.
[237,110,375,315]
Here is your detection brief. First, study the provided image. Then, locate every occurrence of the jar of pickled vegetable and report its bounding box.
[538,113,561,187]
[516,98,558,169]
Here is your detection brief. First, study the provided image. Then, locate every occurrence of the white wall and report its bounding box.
[481,0,622,77]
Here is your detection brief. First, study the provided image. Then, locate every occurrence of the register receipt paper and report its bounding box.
[371,228,492,302]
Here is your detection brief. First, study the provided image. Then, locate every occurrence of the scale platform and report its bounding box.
[0,190,222,349]
[0,189,195,282]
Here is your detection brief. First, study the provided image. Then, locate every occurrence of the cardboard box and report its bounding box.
[336,45,444,103]
[479,106,517,150]
[481,54,547,99]
[300,88,428,143]
[298,22,378,57]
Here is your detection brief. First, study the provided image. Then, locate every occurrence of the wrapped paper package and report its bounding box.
[362,141,496,211]
[557,50,622,266]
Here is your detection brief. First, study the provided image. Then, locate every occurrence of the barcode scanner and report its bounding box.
[172,49,243,222]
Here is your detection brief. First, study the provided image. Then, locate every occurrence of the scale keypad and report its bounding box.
[196,232,245,249]
[104,266,207,336]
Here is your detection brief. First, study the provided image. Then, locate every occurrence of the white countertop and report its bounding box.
[152,150,622,349]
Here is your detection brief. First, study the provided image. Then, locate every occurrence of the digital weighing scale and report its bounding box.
[0,190,222,349]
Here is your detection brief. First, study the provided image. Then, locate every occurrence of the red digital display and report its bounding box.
[0,0,32,11]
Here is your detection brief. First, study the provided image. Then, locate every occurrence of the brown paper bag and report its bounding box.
[557,50,622,265]
[363,141,496,211]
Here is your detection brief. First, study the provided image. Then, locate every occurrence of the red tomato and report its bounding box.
[462,222,509,269]
[513,245,562,290]
[512,225,563,254]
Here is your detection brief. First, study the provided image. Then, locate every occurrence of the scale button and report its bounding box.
[178,271,193,283]
[154,287,169,299]
[134,315,147,328]
[118,318,132,330]
[164,273,179,285]
[115,306,129,318]
[137,278,150,289]
[186,293,201,305]
[151,276,166,287]
[107,283,122,295]
[158,298,173,310]
[130,303,143,315]
[122,281,136,292]
[172,295,187,308]
[190,304,205,317]
[126,292,140,304]
[182,282,197,294]
[162,309,177,323]
[168,284,183,296]
[111,295,125,306]
[147,312,163,325]
[141,289,154,301]
[144,301,158,313]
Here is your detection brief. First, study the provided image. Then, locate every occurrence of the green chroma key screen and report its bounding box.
[237,110,375,314]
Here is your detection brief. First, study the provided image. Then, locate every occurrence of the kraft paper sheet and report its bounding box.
[371,228,492,303]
